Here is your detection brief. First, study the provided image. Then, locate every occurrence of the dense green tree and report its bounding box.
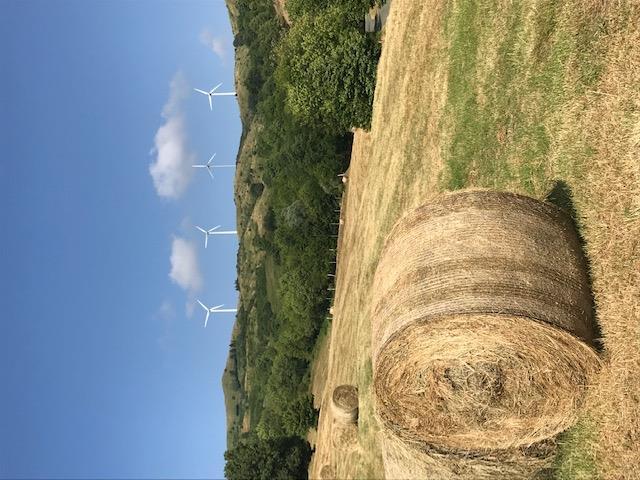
[224,435,312,480]
[277,5,381,132]
[235,0,285,111]
[286,0,373,20]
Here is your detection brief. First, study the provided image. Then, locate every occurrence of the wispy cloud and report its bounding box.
[154,300,176,350]
[162,71,189,117]
[200,29,227,62]
[156,300,176,322]
[149,71,194,199]
[169,237,203,294]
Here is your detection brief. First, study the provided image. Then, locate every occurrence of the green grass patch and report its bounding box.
[440,0,606,196]
[553,419,599,480]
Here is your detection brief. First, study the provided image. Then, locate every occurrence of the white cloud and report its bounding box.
[169,237,203,294]
[149,116,194,198]
[162,71,189,117]
[149,72,194,199]
[200,29,227,62]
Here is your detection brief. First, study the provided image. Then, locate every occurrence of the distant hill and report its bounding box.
[222,0,284,449]
[221,0,378,457]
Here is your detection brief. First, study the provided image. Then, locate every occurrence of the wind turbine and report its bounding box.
[195,225,237,247]
[192,153,235,180]
[197,300,238,327]
[194,83,237,110]
[195,225,221,248]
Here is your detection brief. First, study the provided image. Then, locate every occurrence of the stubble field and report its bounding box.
[309,0,640,478]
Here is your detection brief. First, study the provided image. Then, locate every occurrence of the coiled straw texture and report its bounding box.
[372,190,600,457]
[331,385,359,425]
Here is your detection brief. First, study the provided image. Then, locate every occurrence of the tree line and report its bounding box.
[226,0,379,478]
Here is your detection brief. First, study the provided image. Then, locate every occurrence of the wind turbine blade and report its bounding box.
[205,234,208,249]
[211,164,235,168]
[211,304,224,311]
[204,310,210,328]
[197,300,208,311]
[211,92,236,96]
[208,95,212,111]
[207,153,216,165]
[194,88,208,95]
[210,230,237,235]
[195,225,207,234]
[192,164,205,168]
[207,167,214,180]
[209,83,222,94]
[208,225,221,233]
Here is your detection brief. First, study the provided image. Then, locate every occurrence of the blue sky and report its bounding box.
[1,1,241,478]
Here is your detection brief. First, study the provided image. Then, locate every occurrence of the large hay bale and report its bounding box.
[372,190,600,455]
[380,430,552,480]
[331,385,359,424]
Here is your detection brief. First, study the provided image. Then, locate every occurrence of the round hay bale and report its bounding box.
[380,429,552,480]
[331,421,358,448]
[331,385,359,424]
[319,464,336,479]
[372,190,600,455]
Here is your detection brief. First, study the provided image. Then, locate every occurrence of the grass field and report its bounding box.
[309,0,639,478]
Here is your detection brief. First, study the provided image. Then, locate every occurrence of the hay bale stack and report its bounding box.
[331,385,359,425]
[372,190,600,456]
[319,464,336,479]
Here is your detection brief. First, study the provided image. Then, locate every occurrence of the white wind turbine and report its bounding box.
[197,300,238,327]
[195,225,220,248]
[192,153,235,180]
[194,225,237,248]
[194,83,237,110]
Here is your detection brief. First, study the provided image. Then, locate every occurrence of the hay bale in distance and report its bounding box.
[331,384,359,425]
[372,190,600,455]
[319,464,336,479]
[332,420,359,449]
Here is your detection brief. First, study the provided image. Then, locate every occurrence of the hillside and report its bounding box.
[221,7,272,447]
[221,0,375,452]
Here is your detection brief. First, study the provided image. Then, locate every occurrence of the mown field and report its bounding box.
[310,0,639,478]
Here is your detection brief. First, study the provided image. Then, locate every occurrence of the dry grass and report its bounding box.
[273,0,291,25]
[310,0,640,478]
